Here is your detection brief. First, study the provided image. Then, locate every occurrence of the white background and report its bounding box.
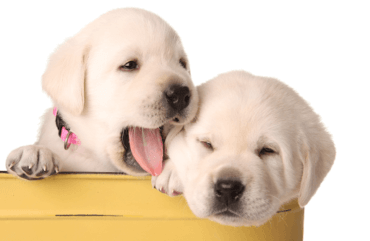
[0,1,369,240]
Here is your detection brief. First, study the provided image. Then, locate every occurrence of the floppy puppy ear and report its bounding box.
[298,127,336,207]
[42,38,88,115]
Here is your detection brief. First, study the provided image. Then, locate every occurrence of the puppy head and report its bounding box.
[42,8,198,175]
[168,71,335,226]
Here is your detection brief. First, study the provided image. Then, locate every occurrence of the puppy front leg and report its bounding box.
[6,145,60,180]
[152,159,183,196]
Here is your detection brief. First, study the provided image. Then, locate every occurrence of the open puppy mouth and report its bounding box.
[121,126,165,176]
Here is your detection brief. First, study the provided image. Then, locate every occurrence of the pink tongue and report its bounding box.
[128,127,163,176]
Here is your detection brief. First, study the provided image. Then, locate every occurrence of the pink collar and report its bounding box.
[53,107,81,150]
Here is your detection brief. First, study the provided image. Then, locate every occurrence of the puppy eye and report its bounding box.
[259,147,275,156]
[179,58,187,69]
[119,60,139,71]
[200,141,213,150]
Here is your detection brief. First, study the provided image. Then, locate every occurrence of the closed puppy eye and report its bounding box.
[119,60,139,71]
[179,58,187,69]
[259,147,276,156]
[200,141,213,150]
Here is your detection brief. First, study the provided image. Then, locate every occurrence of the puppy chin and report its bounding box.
[209,213,275,227]
[118,165,149,176]
[208,216,249,227]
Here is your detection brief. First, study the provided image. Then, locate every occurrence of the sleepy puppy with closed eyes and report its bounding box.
[6,8,198,180]
[152,71,335,227]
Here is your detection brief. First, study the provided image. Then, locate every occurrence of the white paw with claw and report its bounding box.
[6,145,60,180]
[152,160,183,197]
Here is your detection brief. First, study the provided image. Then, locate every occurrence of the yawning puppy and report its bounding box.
[152,71,335,227]
[6,8,198,180]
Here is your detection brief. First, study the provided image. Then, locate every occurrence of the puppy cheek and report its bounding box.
[265,157,285,196]
[183,175,214,218]
[184,191,209,218]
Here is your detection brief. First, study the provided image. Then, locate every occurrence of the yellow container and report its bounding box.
[0,172,304,240]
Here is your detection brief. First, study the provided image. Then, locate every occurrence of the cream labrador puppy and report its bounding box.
[153,71,335,227]
[6,8,198,180]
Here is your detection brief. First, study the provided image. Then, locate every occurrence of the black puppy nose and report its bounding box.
[214,180,245,205]
[165,85,190,112]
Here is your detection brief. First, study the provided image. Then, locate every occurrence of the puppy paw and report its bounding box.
[6,145,60,180]
[152,160,183,197]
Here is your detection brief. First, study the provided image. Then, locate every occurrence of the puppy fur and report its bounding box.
[6,8,198,179]
[153,71,335,227]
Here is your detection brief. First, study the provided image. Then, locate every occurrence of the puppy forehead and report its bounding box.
[193,106,270,149]
[194,71,295,148]
[92,10,182,54]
